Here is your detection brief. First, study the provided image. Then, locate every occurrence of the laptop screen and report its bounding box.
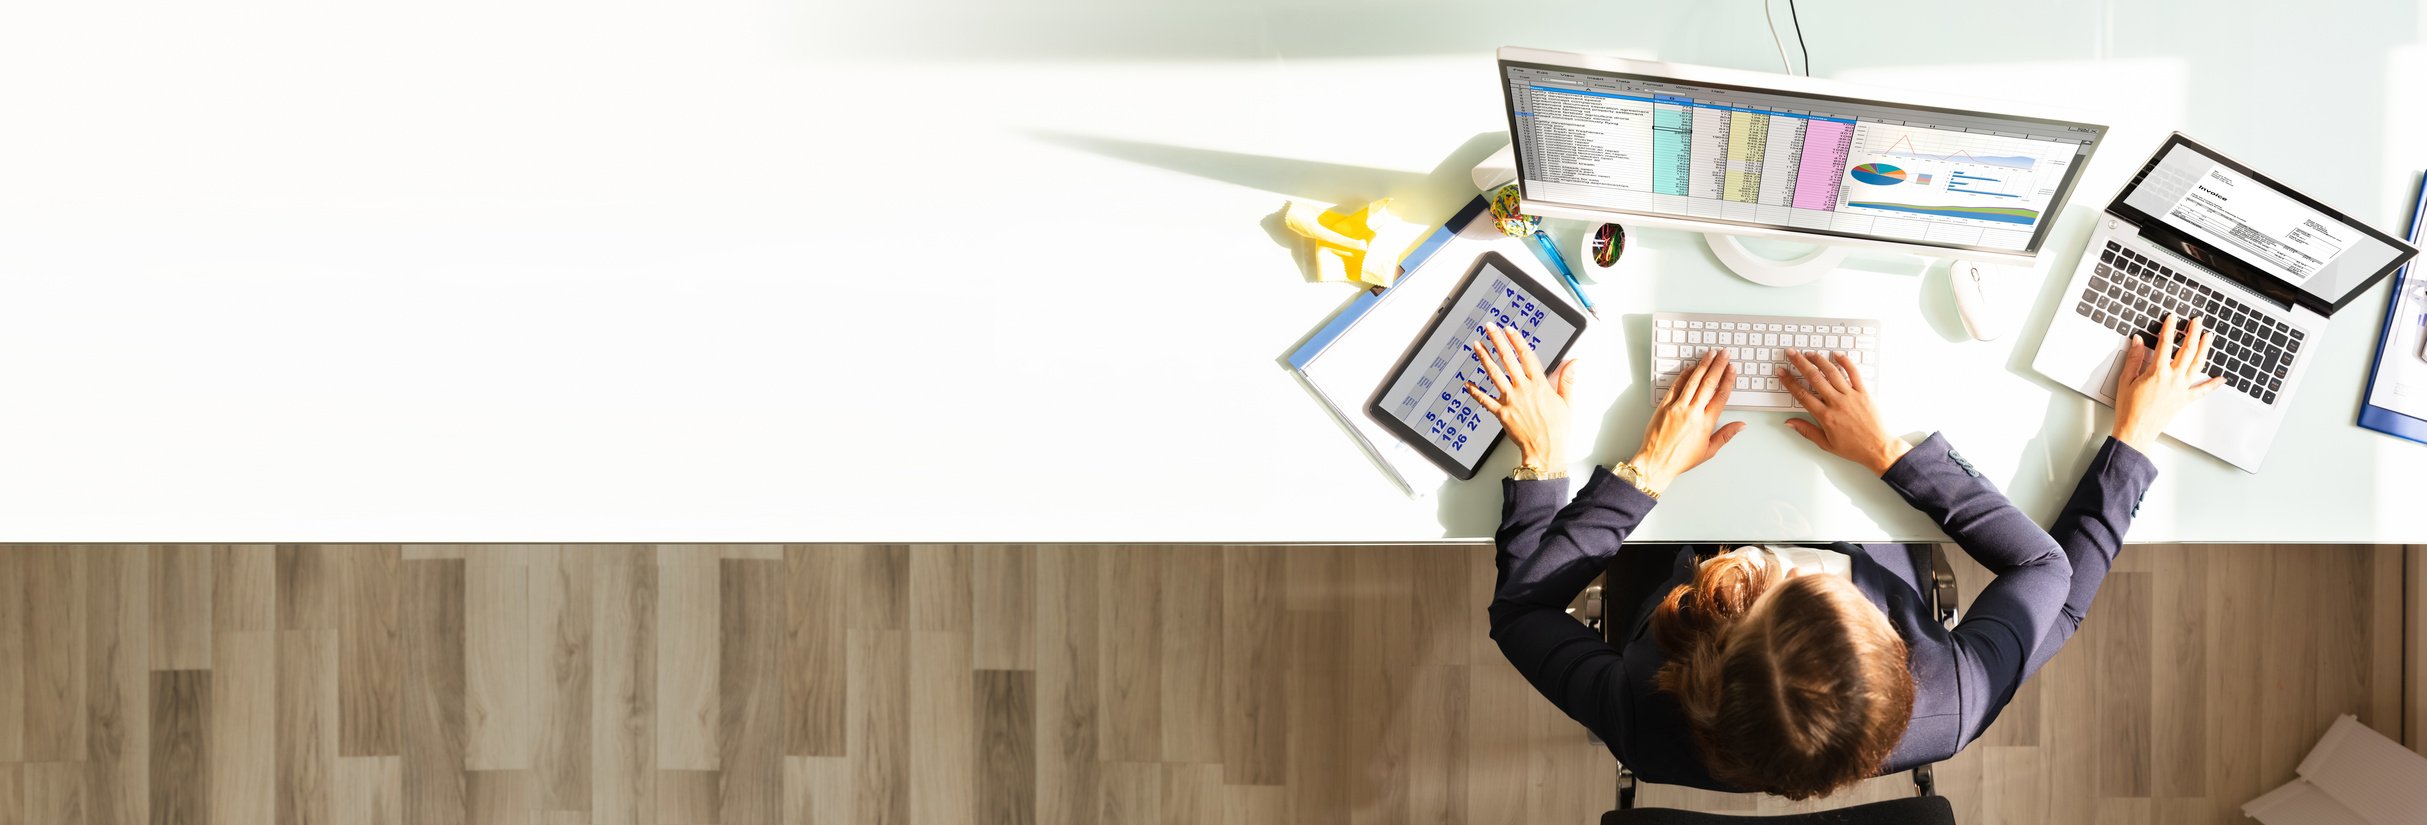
[2116,137,2414,313]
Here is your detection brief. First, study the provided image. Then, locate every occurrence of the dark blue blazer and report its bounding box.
[1486,433,2156,791]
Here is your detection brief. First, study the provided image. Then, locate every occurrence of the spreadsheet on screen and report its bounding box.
[1503,64,2102,254]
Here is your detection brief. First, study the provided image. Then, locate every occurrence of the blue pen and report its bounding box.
[1528,230,1600,319]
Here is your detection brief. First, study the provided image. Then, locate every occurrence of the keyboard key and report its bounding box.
[2261,389,2277,404]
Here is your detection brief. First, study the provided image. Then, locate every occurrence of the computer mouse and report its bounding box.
[1948,260,2007,341]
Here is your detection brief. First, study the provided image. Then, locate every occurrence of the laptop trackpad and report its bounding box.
[2096,345,2128,402]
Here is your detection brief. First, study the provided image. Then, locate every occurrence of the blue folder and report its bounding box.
[2358,172,2427,445]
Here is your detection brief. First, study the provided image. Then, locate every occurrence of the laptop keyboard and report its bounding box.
[2076,240,2302,405]
[1651,312,1880,412]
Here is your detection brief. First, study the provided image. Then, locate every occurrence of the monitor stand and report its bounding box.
[1704,233,1850,288]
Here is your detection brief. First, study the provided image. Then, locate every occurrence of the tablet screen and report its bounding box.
[1374,256,1584,469]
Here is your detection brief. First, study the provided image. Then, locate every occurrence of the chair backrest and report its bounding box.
[1600,795,1955,825]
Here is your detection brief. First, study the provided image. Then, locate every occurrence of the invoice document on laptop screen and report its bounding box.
[2123,142,2406,303]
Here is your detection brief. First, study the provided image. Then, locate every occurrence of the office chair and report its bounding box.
[1580,544,1960,825]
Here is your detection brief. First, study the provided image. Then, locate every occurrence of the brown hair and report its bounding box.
[1651,554,1916,800]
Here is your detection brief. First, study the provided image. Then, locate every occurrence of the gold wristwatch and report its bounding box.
[1609,461,1662,500]
[1510,461,1566,481]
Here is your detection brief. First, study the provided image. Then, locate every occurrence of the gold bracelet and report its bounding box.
[1610,461,1662,500]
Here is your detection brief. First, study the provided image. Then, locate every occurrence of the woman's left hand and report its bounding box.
[1465,324,1577,471]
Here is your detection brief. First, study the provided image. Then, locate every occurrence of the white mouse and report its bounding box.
[1947,260,2008,341]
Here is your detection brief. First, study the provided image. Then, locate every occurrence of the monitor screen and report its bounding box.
[2117,138,2412,310]
[1502,60,2105,256]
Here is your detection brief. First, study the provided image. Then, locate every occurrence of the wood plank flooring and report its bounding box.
[0,544,2405,824]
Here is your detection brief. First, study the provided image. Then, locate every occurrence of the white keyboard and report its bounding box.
[1651,312,1882,412]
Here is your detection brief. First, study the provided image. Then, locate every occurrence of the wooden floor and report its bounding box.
[0,544,2403,824]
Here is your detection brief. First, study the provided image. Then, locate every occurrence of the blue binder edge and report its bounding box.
[2357,172,2427,445]
[1286,195,1491,370]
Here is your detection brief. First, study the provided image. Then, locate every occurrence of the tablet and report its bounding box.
[1367,251,1591,480]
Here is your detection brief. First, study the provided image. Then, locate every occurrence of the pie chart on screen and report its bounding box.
[1849,163,1907,186]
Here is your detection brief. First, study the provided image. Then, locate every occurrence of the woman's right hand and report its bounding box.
[1778,349,1912,476]
[1628,349,1748,492]
[2112,312,2224,453]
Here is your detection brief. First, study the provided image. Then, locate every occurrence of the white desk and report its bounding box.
[0,1,2421,542]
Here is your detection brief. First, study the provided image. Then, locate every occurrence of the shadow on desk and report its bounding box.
[1025,129,1507,231]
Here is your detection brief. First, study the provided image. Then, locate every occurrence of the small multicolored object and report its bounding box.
[1487,184,1597,317]
[1488,184,1538,238]
[1588,223,1626,268]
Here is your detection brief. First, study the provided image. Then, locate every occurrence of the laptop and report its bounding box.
[2032,133,2417,471]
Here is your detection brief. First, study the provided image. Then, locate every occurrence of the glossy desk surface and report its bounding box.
[0,0,2420,541]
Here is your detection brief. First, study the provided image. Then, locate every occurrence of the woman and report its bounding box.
[1468,313,2221,799]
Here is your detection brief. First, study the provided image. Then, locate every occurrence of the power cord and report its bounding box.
[1762,0,1816,76]
[1788,0,1812,75]
[1762,0,1793,74]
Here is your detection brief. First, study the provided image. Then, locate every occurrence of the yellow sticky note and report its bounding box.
[1357,200,1426,289]
[1284,200,1368,251]
[1312,246,1354,283]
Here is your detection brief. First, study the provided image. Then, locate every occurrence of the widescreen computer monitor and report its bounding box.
[1498,47,2109,265]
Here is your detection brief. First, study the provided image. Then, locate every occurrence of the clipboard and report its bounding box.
[2358,172,2427,445]
[1286,197,1490,495]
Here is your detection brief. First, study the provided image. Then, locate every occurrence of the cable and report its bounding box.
[1787,0,1812,75]
[1762,1,1793,74]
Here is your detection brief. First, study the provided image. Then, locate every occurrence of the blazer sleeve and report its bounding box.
[1490,467,1660,626]
[1487,467,1659,743]
[2019,437,2158,678]
[1877,433,2072,744]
